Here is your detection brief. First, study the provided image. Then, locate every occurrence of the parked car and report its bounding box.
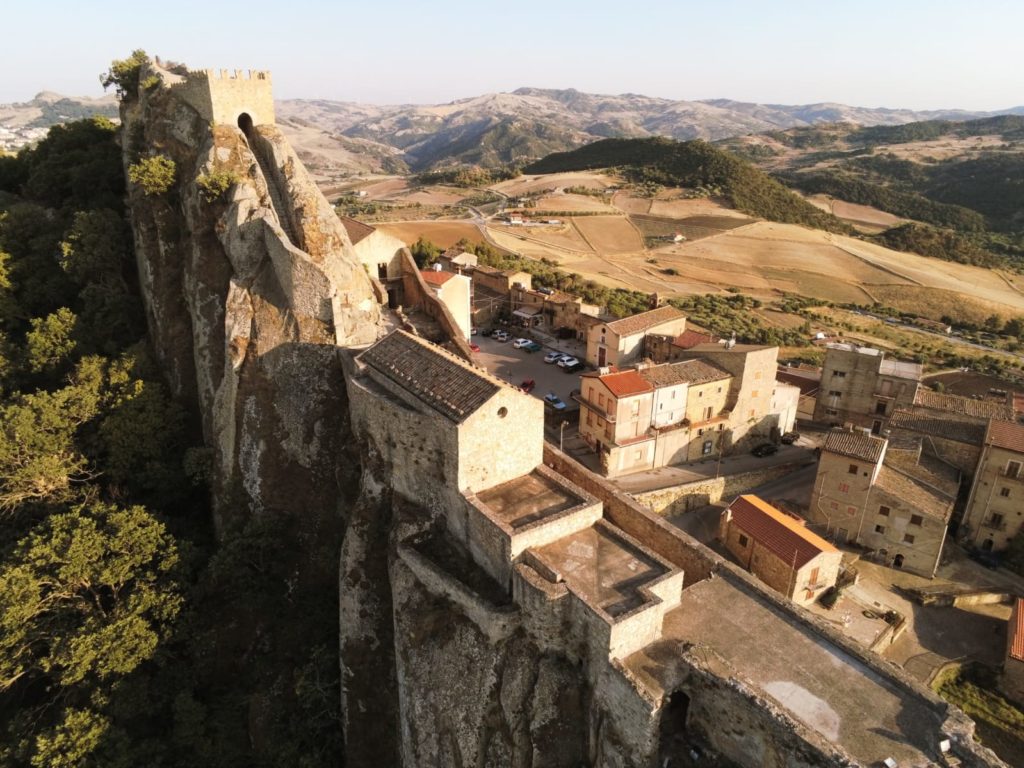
[524,341,542,352]
[469,342,480,353]
[557,356,580,368]
[520,378,536,393]
[969,549,1001,570]
[544,351,566,364]
[562,361,585,373]
[751,443,778,457]
[512,338,531,349]
[780,431,800,445]
[493,331,510,342]
[480,328,493,337]
[544,392,567,411]
[470,327,478,336]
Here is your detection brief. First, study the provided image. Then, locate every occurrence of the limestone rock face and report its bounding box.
[120,60,382,531]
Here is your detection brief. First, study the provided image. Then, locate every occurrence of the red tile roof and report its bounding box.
[600,370,654,398]
[915,389,1015,421]
[728,495,837,570]
[338,215,376,245]
[1011,598,1024,662]
[673,329,716,349]
[986,420,1024,454]
[421,270,456,287]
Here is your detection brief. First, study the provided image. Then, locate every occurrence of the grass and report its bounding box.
[932,663,1024,766]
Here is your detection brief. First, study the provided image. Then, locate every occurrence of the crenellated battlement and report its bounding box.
[169,66,275,127]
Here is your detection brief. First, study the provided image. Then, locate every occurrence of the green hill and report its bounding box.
[525,137,848,232]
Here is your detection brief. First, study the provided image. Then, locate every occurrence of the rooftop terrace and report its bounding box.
[478,468,589,530]
[625,576,943,767]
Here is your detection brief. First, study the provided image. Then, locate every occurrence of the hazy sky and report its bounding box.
[4,0,1022,110]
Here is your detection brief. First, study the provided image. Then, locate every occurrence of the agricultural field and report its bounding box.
[805,194,905,233]
[492,171,615,196]
[571,215,644,254]
[532,193,617,212]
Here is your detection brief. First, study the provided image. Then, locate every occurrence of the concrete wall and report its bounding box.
[434,273,472,341]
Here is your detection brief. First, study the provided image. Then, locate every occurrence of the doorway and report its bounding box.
[893,553,904,569]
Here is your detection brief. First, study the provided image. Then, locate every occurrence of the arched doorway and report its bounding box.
[237,112,254,136]
[982,538,994,552]
[893,553,904,569]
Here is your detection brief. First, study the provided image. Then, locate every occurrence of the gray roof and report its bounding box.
[888,408,985,445]
[915,389,1016,421]
[823,430,887,464]
[639,359,731,388]
[359,330,500,423]
[879,358,923,381]
[604,305,686,337]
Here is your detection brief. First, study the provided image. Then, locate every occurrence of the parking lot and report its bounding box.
[472,332,587,411]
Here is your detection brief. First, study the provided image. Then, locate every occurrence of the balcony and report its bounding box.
[998,468,1024,483]
[572,393,615,423]
[981,517,1008,531]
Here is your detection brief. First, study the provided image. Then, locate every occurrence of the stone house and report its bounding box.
[421,268,472,340]
[643,328,717,363]
[586,305,688,368]
[576,360,731,477]
[961,419,1024,553]
[719,495,842,607]
[1004,598,1024,704]
[813,343,922,433]
[436,249,478,272]
[887,407,985,477]
[809,429,957,577]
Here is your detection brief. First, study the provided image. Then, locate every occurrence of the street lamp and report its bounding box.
[560,420,568,452]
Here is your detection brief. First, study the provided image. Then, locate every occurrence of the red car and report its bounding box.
[520,378,536,393]
[469,342,480,352]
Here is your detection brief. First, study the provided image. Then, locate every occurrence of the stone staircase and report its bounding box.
[241,131,299,247]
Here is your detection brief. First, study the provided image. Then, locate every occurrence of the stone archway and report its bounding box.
[237,111,254,135]
[658,690,692,764]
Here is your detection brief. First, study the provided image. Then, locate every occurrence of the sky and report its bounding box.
[3,0,1023,110]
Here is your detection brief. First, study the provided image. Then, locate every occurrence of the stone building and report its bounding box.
[420,268,472,340]
[961,419,1024,553]
[1004,598,1024,704]
[809,429,957,577]
[813,343,922,433]
[720,495,842,606]
[576,359,731,477]
[586,305,688,368]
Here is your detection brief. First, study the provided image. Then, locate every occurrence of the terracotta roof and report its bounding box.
[986,420,1024,453]
[823,430,886,464]
[915,389,1016,421]
[338,215,376,245]
[599,370,654,398]
[604,305,686,337]
[672,329,716,349]
[1013,392,1024,415]
[421,270,455,287]
[1011,598,1024,663]
[888,408,985,445]
[727,495,837,570]
[639,359,731,388]
[358,330,500,423]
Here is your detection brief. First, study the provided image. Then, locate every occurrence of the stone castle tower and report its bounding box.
[170,67,276,127]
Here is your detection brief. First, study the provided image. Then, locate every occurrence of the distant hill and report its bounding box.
[524,137,845,233]
[0,91,118,129]
[277,88,1024,172]
[719,116,1024,268]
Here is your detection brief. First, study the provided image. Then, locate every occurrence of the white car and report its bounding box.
[544,351,565,364]
[493,331,510,342]
[512,338,532,349]
[557,356,580,368]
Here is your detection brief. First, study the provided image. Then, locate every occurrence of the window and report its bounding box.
[702,440,713,455]
[848,464,858,475]
[909,514,923,526]
[752,390,760,399]
[830,501,839,511]
[598,393,605,407]
[587,411,594,426]
[829,390,842,397]
[903,533,915,544]
[698,390,703,398]
[704,406,713,420]
[875,400,887,415]
[698,428,704,436]
[832,370,847,378]
[754,370,763,380]
[1006,461,1022,479]
[631,400,640,417]
[671,390,676,399]
[878,505,890,517]
[738,534,749,547]
[634,448,644,461]
[875,525,886,534]
[1000,487,1011,498]
[847,506,857,516]
[717,386,722,393]
[838,483,850,493]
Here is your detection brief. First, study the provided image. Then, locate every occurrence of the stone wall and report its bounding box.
[397,249,475,358]
[170,67,276,127]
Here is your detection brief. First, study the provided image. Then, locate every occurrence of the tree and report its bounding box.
[983,314,1002,333]
[1003,317,1024,339]
[99,50,149,98]
[25,307,78,375]
[59,209,128,288]
[127,155,176,196]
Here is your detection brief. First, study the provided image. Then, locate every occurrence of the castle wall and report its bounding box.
[171,68,275,127]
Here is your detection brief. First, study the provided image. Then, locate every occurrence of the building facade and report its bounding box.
[813,344,922,433]
[720,495,842,607]
[961,420,1024,553]
[586,305,688,368]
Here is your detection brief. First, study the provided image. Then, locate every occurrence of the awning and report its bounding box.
[513,306,542,319]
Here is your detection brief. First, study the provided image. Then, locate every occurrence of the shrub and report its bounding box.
[128,155,176,196]
[196,170,240,202]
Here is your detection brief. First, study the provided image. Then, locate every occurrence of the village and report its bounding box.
[338,211,1024,726]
